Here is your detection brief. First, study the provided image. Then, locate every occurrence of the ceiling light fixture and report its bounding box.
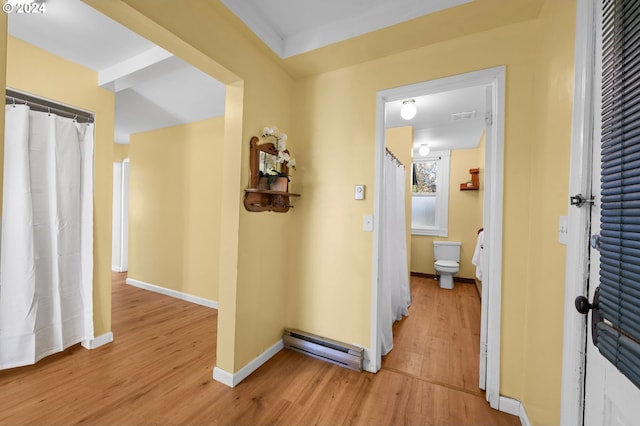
[419,144,430,156]
[400,99,417,120]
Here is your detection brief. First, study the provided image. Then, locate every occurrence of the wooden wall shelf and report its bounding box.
[243,135,301,213]
[244,189,300,213]
[460,168,480,191]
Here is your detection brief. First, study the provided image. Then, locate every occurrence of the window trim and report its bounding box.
[411,150,450,236]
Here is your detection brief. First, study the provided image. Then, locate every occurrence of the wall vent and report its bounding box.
[283,328,364,371]
[451,110,476,121]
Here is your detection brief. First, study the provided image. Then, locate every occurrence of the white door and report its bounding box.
[478,84,492,390]
[112,161,123,271]
[584,120,640,426]
[121,159,130,271]
[111,159,130,273]
[582,1,640,423]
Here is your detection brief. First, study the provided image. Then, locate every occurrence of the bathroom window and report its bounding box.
[411,150,450,236]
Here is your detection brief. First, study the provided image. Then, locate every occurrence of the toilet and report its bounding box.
[433,241,461,290]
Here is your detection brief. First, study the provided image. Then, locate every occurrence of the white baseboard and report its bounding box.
[519,403,531,426]
[499,396,530,426]
[82,332,114,350]
[362,348,377,373]
[213,339,284,387]
[126,277,218,309]
[112,266,127,272]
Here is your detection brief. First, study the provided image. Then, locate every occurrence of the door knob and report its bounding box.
[574,288,602,345]
[575,295,595,314]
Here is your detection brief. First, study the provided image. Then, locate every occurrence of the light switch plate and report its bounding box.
[363,214,373,232]
[355,184,365,200]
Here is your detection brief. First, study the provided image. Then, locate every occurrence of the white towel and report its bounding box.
[472,230,484,281]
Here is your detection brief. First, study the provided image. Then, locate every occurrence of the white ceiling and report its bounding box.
[7,0,485,149]
[222,0,487,152]
[221,0,473,58]
[386,86,487,153]
[7,0,226,144]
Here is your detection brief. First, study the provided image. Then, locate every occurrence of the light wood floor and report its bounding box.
[383,275,482,394]
[0,273,519,425]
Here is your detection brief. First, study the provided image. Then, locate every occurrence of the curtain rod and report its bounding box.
[5,89,94,123]
[385,147,405,168]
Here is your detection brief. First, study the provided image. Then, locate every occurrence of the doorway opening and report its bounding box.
[370,66,505,408]
[112,158,129,273]
[5,0,244,371]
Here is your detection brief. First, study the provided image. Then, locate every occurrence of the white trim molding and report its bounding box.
[213,339,284,387]
[499,396,531,426]
[560,1,597,425]
[126,278,219,309]
[372,66,505,409]
[220,0,472,59]
[362,349,375,373]
[82,332,114,350]
[484,66,506,410]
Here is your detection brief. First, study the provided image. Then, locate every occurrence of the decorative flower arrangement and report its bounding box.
[261,126,296,172]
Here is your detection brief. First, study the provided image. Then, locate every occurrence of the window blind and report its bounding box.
[598,0,640,388]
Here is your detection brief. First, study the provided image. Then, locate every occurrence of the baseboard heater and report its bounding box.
[283,328,364,372]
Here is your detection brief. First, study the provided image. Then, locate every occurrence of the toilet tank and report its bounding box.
[433,241,461,262]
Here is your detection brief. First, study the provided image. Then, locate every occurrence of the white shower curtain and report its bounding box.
[381,149,411,356]
[0,105,94,369]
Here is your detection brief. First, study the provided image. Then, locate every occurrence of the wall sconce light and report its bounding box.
[400,99,417,120]
[419,144,430,156]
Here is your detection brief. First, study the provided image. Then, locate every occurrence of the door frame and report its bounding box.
[121,158,130,272]
[112,158,130,273]
[369,66,506,409]
[560,1,597,425]
[112,161,124,272]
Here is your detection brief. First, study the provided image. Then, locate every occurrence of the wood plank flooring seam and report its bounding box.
[380,365,485,398]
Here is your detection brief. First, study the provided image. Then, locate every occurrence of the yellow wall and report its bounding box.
[26,1,575,424]
[411,142,485,279]
[113,143,129,162]
[5,36,115,336]
[519,1,575,422]
[88,0,296,373]
[128,117,224,302]
[385,127,413,275]
[289,1,575,424]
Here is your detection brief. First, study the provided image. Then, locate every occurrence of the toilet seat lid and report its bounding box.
[435,260,459,268]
